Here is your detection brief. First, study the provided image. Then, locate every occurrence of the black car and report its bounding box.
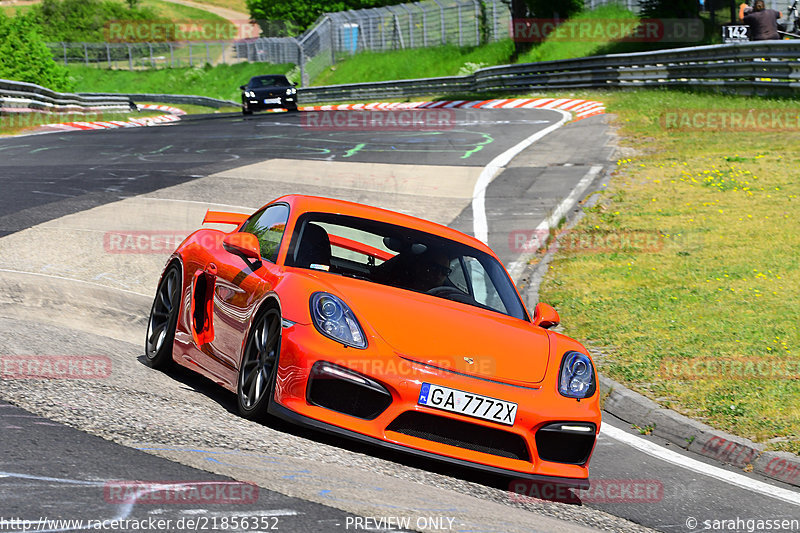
[240,75,298,115]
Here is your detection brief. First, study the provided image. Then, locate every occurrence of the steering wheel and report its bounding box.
[426,286,470,300]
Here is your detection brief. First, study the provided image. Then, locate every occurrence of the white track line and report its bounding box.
[472,109,571,244]
[506,165,601,281]
[138,197,257,210]
[601,424,800,507]
[0,268,149,298]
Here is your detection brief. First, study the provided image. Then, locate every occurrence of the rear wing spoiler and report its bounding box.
[202,210,249,226]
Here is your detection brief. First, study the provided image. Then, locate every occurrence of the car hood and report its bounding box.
[321,276,551,385]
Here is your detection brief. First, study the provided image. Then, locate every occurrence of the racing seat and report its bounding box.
[294,223,332,270]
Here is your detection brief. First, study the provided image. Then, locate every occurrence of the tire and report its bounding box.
[237,307,281,421]
[286,105,298,113]
[145,264,181,370]
[242,100,253,115]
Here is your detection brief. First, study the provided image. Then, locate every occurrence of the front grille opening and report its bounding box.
[535,423,596,465]
[386,411,530,461]
[306,363,392,420]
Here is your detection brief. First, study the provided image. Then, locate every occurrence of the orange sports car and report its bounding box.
[145,194,601,485]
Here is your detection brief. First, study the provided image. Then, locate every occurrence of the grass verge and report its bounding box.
[533,88,799,454]
[311,40,515,86]
[515,4,639,63]
[0,99,236,136]
[0,108,164,136]
[66,62,293,101]
[145,101,239,114]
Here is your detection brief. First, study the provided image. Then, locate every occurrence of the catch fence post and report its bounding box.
[432,0,446,44]
[458,2,463,47]
[421,4,428,47]
[474,0,480,45]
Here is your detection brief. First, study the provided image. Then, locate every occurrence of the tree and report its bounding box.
[0,11,73,91]
[246,0,399,36]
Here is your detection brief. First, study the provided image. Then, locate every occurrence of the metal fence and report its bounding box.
[48,41,254,70]
[584,0,640,13]
[584,0,785,14]
[48,0,511,85]
[47,0,794,86]
[297,41,800,102]
[240,0,512,85]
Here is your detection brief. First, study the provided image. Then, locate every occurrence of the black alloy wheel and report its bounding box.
[145,264,181,369]
[237,307,281,420]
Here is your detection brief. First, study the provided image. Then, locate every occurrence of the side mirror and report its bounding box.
[239,85,247,90]
[223,232,261,260]
[532,302,560,329]
[292,82,298,87]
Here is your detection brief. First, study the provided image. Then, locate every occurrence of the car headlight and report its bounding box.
[245,90,254,98]
[286,88,296,95]
[558,351,596,399]
[310,292,366,349]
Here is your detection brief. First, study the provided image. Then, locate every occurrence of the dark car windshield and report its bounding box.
[249,75,291,88]
[285,212,529,321]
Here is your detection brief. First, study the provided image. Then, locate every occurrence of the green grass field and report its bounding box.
[67,62,293,101]
[515,4,639,63]
[535,89,800,453]
[2,0,232,21]
[311,40,515,86]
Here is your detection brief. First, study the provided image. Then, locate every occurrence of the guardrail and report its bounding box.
[0,78,132,114]
[298,41,800,103]
[77,93,239,109]
[7,41,798,118]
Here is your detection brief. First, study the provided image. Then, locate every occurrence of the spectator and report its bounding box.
[739,1,753,20]
[743,0,783,40]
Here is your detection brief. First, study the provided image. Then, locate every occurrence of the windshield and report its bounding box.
[285,213,529,321]
[250,75,290,87]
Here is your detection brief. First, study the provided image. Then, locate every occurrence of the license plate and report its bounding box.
[263,98,281,104]
[418,383,517,426]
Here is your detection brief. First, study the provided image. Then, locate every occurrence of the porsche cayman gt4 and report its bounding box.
[145,195,601,485]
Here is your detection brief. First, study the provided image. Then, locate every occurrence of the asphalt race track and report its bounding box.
[0,109,798,532]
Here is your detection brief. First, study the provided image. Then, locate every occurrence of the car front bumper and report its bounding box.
[245,95,296,110]
[272,322,601,484]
